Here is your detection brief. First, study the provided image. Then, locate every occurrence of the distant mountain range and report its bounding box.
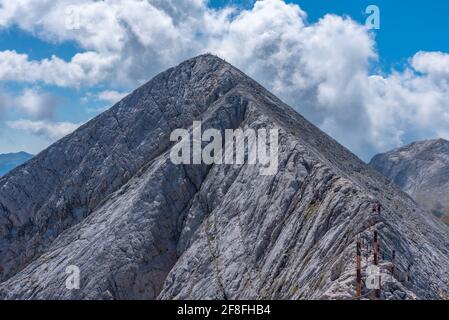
[0,55,448,300]
[370,139,449,225]
[0,152,33,177]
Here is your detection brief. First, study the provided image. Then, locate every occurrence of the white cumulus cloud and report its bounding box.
[0,0,449,160]
[6,119,80,140]
[0,50,115,88]
[14,88,57,120]
[97,90,128,104]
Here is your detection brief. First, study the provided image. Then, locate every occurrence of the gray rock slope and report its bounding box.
[0,152,33,177]
[370,139,449,225]
[0,55,448,300]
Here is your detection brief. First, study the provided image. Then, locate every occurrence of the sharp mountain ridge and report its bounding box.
[0,54,448,300]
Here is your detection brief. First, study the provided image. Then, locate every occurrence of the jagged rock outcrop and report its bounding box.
[0,55,448,300]
[370,139,449,225]
[0,152,33,177]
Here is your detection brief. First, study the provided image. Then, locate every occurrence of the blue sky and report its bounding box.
[294,0,449,69]
[210,1,449,65]
[0,0,448,161]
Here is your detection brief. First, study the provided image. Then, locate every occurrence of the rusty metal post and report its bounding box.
[379,241,382,260]
[376,274,382,300]
[356,239,362,300]
[407,264,412,282]
[373,229,381,300]
[391,250,396,278]
[373,230,378,265]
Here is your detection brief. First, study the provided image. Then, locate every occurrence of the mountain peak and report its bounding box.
[370,139,449,224]
[376,138,449,160]
[0,151,32,157]
[434,137,449,146]
[416,137,449,147]
[1,56,449,300]
[169,53,232,75]
[0,152,33,177]
[190,53,226,63]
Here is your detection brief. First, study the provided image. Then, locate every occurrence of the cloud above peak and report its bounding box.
[0,0,448,160]
[0,50,114,88]
[97,90,128,104]
[411,51,449,82]
[6,119,80,140]
[13,88,57,120]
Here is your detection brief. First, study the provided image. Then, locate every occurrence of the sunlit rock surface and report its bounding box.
[0,55,448,300]
[370,139,449,225]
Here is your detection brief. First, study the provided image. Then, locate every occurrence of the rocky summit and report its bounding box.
[370,139,449,225]
[0,54,448,300]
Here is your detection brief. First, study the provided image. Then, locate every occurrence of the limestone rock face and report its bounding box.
[370,139,449,224]
[0,55,448,300]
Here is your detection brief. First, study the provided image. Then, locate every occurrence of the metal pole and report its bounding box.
[373,230,378,265]
[407,264,412,282]
[392,250,396,278]
[356,239,362,300]
[373,230,381,300]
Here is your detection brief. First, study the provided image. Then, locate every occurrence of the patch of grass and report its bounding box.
[315,272,326,291]
[305,202,319,218]
[442,215,449,226]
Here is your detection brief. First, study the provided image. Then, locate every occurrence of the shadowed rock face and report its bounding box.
[0,54,448,300]
[370,139,449,225]
[0,152,33,177]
